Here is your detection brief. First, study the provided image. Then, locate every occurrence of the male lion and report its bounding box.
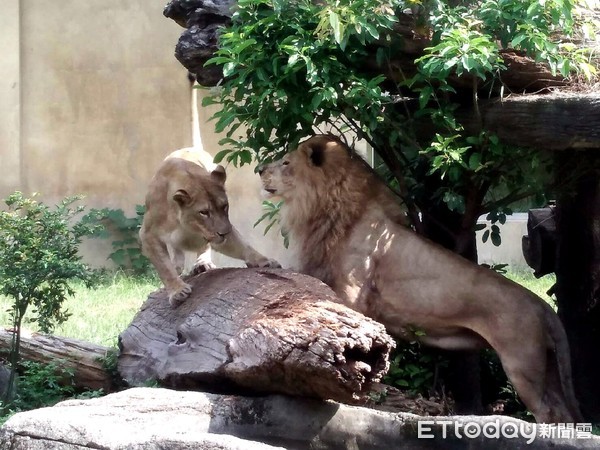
[259,134,582,423]
[140,148,279,307]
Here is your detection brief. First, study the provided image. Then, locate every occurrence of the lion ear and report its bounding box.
[211,165,227,184]
[173,189,192,207]
[305,143,326,167]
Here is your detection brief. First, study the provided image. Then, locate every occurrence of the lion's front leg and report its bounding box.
[141,234,192,308]
[212,227,281,268]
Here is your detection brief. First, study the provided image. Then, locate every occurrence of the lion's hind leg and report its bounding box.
[491,330,559,423]
[540,348,581,423]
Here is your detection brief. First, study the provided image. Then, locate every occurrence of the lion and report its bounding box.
[259,134,582,423]
[140,147,280,307]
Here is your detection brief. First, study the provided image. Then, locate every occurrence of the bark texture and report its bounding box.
[118,268,395,404]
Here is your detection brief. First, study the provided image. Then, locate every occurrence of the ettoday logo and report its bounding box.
[417,419,594,444]
[418,419,537,444]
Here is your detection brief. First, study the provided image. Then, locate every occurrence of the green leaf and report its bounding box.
[363,23,379,40]
[329,11,344,46]
[213,149,232,164]
[468,153,482,170]
[491,231,502,247]
[482,229,490,243]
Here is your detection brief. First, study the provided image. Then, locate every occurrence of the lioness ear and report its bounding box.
[172,189,192,207]
[211,165,227,184]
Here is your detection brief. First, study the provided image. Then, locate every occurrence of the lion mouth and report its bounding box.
[265,188,277,194]
[211,234,227,244]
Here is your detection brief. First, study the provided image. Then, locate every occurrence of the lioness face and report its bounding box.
[173,187,232,244]
[260,135,348,200]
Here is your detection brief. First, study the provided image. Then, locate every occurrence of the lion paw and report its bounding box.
[168,283,193,308]
[265,258,282,268]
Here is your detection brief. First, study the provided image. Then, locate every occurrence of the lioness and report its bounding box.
[140,148,279,307]
[259,134,582,423]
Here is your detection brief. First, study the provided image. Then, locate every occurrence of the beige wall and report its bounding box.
[0,0,292,269]
[16,0,191,210]
[0,0,21,195]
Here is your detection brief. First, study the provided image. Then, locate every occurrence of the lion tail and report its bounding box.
[545,307,583,422]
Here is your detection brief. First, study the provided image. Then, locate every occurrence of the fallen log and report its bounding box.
[118,268,395,404]
[0,330,112,392]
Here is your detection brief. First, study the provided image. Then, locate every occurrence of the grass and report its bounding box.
[0,267,555,347]
[0,272,159,347]
[504,269,556,307]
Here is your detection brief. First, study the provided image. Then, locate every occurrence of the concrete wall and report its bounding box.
[14,0,191,208]
[477,214,528,269]
[0,0,22,195]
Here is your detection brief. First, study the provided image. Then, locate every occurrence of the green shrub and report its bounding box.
[384,341,448,396]
[0,360,103,424]
[83,206,151,276]
[0,192,99,404]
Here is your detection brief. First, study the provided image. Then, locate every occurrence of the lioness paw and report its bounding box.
[191,260,217,276]
[168,283,193,308]
[247,257,281,269]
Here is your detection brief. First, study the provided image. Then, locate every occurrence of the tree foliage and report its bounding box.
[204,0,598,248]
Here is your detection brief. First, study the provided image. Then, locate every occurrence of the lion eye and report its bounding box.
[199,210,210,217]
[282,160,290,166]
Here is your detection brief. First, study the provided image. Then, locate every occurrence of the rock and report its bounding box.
[1,387,598,449]
[0,362,15,401]
[163,0,234,86]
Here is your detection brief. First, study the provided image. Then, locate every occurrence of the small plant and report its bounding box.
[98,347,126,390]
[83,206,151,275]
[0,360,104,424]
[0,192,99,405]
[10,360,76,411]
[384,340,448,396]
[254,200,289,248]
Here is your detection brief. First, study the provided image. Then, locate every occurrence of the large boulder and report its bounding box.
[1,387,598,449]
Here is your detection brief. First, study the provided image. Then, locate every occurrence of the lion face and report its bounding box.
[172,184,232,244]
[260,135,350,200]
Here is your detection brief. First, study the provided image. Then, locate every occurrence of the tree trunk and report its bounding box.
[117,268,395,404]
[0,329,113,392]
[555,152,600,422]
